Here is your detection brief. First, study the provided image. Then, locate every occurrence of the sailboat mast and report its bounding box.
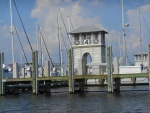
[10,0,15,63]
[57,7,63,76]
[68,16,71,46]
[35,22,40,65]
[36,22,38,51]
[137,1,143,67]
[121,0,126,65]
[40,26,43,67]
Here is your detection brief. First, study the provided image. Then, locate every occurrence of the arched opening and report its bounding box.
[82,53,92,75]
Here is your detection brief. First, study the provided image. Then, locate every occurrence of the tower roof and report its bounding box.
[134,52,148,56]
[69,26,108,34]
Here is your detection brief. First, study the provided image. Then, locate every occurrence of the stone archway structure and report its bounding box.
[69,26,108,75]
[82,52,92,75]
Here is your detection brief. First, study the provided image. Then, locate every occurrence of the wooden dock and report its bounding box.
[0,44,150,95]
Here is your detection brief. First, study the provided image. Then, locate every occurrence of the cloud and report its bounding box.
[118,4,150,63]
[126,4,150,51]
[1,0,149,65]
[31,0,105,63]
[105,4,150,64]
[31,0,150,64]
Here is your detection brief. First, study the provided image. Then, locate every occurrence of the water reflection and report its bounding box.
[0,86,150,113]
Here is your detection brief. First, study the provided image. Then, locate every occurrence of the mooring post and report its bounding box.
[148,43,150,91]
[32,51,38,95]
[113,57,120,93]
[68,49,74,93]
[71,48,75,93]
[68,49,72,93]
[0,53,5,95]
[107,46,113,93]
[131,78,136,84]
[98,66,104,85]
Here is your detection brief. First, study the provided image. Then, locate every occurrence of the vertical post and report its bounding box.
[38,66,43,77]
[82,55,86,90]
[50,62,52,76]
[21,68,25,78]
[0,53,5,95]
[107,46,113,93]
[131,78,136,84]
[36,22,38,51]
[82,56,87,75]
[99,66,104,85]
[44,61,50,77]
[10,0,15,63]
[71,48,75,93]
[148,43,150,91]
[68,16,74,93]
[13,63,19,78]
[68,49,72,93]
[121,0,126,65]
[78,59,82,75]
[113,57,120,93]
[68,49,74,93]
[32,51,38,95]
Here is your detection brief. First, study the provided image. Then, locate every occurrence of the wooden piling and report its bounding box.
[131,77,136,84]
[68,49,74,93]
[0,53,5,95]
[45,80,51,94]
[68,48,75,93]
[107,46,113,93]
[32,51,38,95]
[99,66,104,85]
[148,43,150,91]
[71,48,75,93]
[113,57,120,93]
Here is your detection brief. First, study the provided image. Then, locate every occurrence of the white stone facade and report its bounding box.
[69,26,107,75]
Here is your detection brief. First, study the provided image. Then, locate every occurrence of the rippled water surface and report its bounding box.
[0,86,150,113]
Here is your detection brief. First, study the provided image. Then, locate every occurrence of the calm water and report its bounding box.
[0,86,150,113]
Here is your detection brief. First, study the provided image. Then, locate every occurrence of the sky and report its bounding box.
[0,0,150,65]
